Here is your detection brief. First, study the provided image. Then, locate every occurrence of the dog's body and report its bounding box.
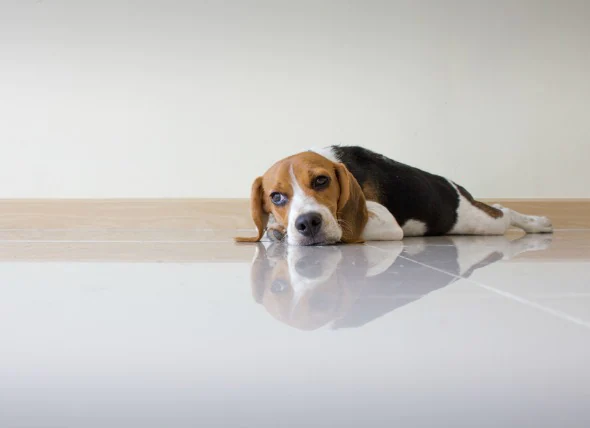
[250,234,552,330]
[237,145,552,246]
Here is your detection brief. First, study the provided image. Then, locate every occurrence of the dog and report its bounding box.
[236,146,553,246]
[249,234,552,330]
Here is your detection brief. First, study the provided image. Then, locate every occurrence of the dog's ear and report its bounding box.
[235,177,269,243]
[335,163,368,244]
[250,243,269,303]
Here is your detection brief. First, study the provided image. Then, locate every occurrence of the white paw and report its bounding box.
[362,201,404,241]
[523,216,553,233]
[514,234,553,251]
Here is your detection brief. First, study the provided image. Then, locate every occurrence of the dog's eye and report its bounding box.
[270,192,288,206]
[271,279,289,293]
[313,175,330,189]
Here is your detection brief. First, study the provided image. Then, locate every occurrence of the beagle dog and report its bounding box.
[250,234,552,330]
[236,146,553,246]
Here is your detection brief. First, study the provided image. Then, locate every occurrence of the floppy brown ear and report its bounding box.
[335,163,368,244]
[235,176,269,243]
[250,243,269,303]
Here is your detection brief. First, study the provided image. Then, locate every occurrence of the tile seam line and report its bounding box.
[365,244,590,331]
[398,253,590,330]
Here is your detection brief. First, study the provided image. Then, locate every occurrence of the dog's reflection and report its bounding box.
[250,235,552,330]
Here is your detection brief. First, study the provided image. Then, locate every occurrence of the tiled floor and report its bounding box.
[1,230,589,427]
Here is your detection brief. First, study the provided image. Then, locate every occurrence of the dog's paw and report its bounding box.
[514,233,553,251]
[522,215,553,234]
[266,227,286,242]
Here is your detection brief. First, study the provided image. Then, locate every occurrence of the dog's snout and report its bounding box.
[295,256,323,278]
[295,212,322,237]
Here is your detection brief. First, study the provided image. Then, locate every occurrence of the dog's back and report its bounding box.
[313,145,552,237]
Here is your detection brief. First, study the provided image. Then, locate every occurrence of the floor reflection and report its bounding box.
[250,235,553,330]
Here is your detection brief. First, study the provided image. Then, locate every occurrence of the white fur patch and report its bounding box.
[402,219,428,237]
[310,146,340,163]
[448,182,509,235]
[287,246,342,313]
[361,242,404,276]
[362,201,404,241]
[287,165,342,245]
[448,235,553,275]
[492,204,553,233]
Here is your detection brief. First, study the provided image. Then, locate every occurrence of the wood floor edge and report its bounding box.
[0,198,589,229]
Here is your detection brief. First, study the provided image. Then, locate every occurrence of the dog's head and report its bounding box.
[250,243,368,330]
[236,151,368,246]
[249,242,404,330]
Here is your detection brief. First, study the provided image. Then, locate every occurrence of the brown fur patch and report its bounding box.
[457,185,503,219]
[236,151,368,243]
[264,152,342,233]
[334,163,368,243]
[362,179,382,203]
[250,244,364,330]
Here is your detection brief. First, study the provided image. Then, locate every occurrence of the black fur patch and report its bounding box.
[331,145,460,235]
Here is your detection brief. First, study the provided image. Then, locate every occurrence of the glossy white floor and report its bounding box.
[1,230,589,427]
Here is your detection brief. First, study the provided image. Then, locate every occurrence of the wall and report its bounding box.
[1,0,589,199]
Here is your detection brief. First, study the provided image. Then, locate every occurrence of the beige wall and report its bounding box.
[1,0,589,199]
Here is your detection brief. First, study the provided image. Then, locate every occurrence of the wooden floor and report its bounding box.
[0,199,587,262]
[1,199,589,230]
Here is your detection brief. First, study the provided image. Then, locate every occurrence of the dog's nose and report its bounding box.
[295,256,323,278]
[295,212,322,237]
